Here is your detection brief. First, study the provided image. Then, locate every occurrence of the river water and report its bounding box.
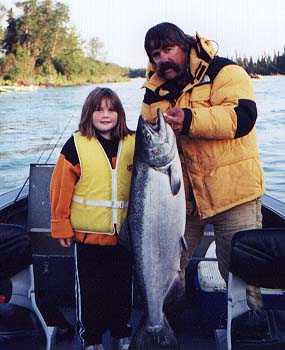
[0,76,284,203]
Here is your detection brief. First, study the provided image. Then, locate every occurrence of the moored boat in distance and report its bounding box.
[249,73,262,79]
[0,86,16,93]
[0,85,38,92]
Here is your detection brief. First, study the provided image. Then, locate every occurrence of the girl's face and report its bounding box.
[92,98,118,139]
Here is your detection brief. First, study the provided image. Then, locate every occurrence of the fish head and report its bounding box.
[135,108,176,167]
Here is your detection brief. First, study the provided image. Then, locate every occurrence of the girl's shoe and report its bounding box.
[117,336,131,350]
[83,345,105,350]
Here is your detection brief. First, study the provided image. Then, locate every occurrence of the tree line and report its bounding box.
[235,50,285,76]
[0,0,136,86]
[0,1,285,87]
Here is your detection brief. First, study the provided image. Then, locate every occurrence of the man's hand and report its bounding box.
[58,238,74,247]
[163,107,184,133]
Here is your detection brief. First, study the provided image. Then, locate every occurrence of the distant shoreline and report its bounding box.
[1,74,285,93]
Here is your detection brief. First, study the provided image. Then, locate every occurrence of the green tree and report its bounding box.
[36,0,70,70]
[0,3,6,45]
[15,0,70,67]
[1,0,84,81]
[87,37,104,60]
[276,52,285,74]
[14,45,35,81]
[0,0,131,84]
[128,68,146,78]
[52,28,84,79]
[2,9,18,55]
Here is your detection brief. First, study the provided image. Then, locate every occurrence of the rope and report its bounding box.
[45,117,73,164]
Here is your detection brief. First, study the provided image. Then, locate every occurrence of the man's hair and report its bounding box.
[79,87,133,139]
[144,22,196,64]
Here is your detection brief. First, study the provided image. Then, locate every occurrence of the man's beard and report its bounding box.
[157,61,182,80]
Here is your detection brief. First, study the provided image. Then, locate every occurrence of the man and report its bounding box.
[141,22,265,309]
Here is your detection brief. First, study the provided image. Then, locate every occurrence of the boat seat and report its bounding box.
[26,164,75,335]
[27,164,55,254]
[0,223,54,350]
[27,163,74,256]
[227,228,285,350]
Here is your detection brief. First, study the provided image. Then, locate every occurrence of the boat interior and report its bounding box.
[0,163,285,350]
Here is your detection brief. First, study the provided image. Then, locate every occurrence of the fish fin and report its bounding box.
[118,220,133,253]
[129,315,178,350]
[180,236,188,253]
[168,164,181,195]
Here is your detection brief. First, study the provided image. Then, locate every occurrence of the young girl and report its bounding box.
[50,87,135,350]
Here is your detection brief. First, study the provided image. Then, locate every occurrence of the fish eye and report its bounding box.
[146,133,152,141]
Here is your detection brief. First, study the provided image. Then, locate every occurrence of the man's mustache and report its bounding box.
[157,62,180,75]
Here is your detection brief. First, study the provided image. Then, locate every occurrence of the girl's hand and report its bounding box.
[58,238,74,247]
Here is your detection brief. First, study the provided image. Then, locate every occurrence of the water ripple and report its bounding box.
[1,77,284,202]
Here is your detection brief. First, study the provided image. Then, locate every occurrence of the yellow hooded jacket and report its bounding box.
[70,132,135,234]
[141,33,265,218]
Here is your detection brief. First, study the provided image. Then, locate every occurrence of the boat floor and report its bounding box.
[53,304,218,350]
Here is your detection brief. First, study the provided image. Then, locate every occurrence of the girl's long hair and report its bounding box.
[78,87,133,139]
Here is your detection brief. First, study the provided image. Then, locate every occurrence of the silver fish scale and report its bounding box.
[128,110,186,350]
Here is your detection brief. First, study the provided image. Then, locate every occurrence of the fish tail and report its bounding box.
[129,316,179,349]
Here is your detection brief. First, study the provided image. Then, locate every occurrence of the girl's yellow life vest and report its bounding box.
[70,132,135,235]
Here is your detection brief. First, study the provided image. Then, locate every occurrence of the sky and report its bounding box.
[3,0,285,68]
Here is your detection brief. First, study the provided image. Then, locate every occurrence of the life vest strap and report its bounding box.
[72,196,128,209]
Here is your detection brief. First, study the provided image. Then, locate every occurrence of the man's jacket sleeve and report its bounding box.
[188,64,257,140]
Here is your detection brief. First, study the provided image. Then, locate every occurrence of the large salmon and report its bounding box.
[128,109,186,350]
